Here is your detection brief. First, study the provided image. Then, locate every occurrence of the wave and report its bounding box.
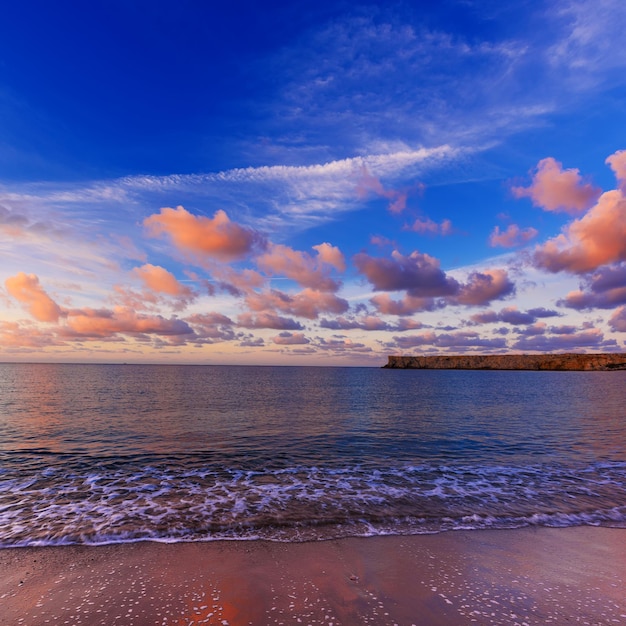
[2,461,625,547]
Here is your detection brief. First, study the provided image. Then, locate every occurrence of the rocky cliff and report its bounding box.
[383,353,626,371]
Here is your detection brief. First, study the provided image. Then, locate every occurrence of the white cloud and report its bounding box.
[4,146,462,240]
[550,0,626,78]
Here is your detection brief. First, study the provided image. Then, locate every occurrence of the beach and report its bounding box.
[2,527,625,625]
[3,365,626,624]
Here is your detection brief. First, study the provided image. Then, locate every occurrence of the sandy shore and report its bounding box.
[1,527,625,625]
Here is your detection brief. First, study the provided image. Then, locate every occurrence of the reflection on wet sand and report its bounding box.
[1,527,625,625]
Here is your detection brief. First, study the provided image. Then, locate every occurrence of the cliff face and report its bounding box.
[383,353,626,371]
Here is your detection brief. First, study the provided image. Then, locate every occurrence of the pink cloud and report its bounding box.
[355,166,420,214]
[453,269,516,306]
[144,206,265,262]
[246,288,349,320]
[237,312,304,330]
[548,325,578,335]
[320,315,389,331]
[0,320,58,349]
[370,293,441,315]
[315,337,373,354]
[272,331,310,345]
[408,218,453,236]
[354,250,459,297]
[63,306,194,339]
[470,306,559,326]
[609,306,626,332]
[112,285,160,311]
[512,157,601,214]
[4,273,64,322]
[186,312,233,327]
[132,264,195,298]
[209,267,267,297]
[256,243,343,291]
[606,149,626,189]
[184,312,235,342]
[312,242,346,272]
[392,331,506,351]
[365,265,515,313]
[534,189,626,273]
[559,263,626,309]
[370,235,395,248]
[513,322,547,337]
[489,223,538,248]
[320,315,426,331]
[512,329,608,351]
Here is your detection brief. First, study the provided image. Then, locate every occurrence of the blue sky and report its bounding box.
[1,0,626,365]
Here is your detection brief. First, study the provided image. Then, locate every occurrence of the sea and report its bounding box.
[1,363,625,547]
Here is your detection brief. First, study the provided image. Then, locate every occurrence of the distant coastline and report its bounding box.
[383,353,626,371]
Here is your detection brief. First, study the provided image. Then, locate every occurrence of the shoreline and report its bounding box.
[2,527,625,625]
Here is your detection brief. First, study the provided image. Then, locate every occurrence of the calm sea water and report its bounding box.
[1,363,625,546]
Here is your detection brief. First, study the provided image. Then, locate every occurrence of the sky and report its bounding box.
[1,0,626,366]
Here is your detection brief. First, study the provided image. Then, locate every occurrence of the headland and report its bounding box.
[384,352,626,370]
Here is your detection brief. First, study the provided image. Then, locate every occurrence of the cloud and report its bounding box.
[533,188,626,273]
[125,147,458,233]
[319,315,424,332]
[132,264,195,298]
[609,306,626,332]
[3,273,216,347]
[0,204,30,237]
[513,322,547,337]
[186,312,233,327]
[370,293,442,316]
[4,273,64,322]
[204,267,266,298]
[245,288,349,320]
[547,324,578,335]
[370,235,396,248]
[237,312,304,330]
[312,242,346,272]
[408,217,453,236]
[527,307,562,318]
[606,149,626,190]
[354,250,459,297]
[272,331,310,345]
[109,234,148,263]
[452,269,516,306]
[144,206,265,262]
[511,328,609,351]
[0,320,59,349]
[489,223,538,247]
[470,306,533,325]
[392,331,507,351]
[559,263,626,309]
[355,165,417,213]
[550,0,626,80]
[0,200,70,241]
[255,242,343,291]
[239,336,265,348]
[470,306,561,326]
[185,312,236,342]
[511,157,601,214]
[63,307,195,339]
[360,256,515,311]
[271,10,578,155]
[314,336,373,354]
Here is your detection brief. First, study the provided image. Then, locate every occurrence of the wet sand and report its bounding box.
[1,527,625,625]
